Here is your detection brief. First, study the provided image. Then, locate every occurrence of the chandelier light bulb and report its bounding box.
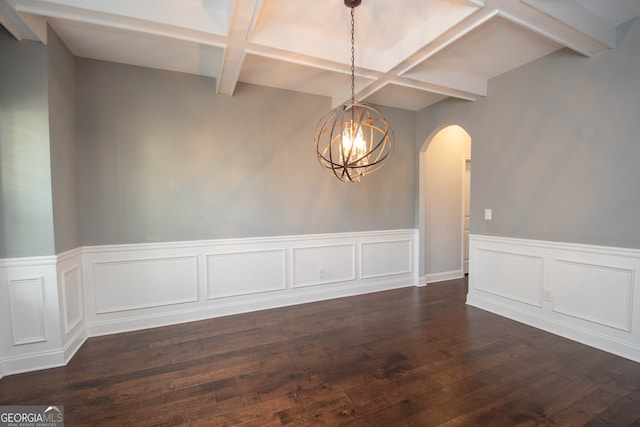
[341,121,367,162]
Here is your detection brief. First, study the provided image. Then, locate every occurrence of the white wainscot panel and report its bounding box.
[553,260,634,331]
[361,240,412,279]
[61,266,83,333]
[475,249,543,307]
[94,256,198,313]
[9,278,46,345]
[207,250,286,298]
[293,244,355,288]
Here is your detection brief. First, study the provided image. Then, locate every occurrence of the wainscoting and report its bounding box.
[0,250,86,378]
[467,234,640,363]
[0,229,418,377]
[5,231,638,378]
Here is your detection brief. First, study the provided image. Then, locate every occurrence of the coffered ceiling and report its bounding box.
[1,0,638,111]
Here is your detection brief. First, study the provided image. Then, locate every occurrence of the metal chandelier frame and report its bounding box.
[313,0,394,183]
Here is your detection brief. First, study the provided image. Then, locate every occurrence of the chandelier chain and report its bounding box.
[350,7,355,104]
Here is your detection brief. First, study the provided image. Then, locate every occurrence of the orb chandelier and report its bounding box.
[314,0,394,183]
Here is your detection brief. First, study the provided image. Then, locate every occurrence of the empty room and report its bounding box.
[1,0,640,425]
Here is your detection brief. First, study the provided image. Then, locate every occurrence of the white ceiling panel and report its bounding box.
[239,53,352,98]
[51,19,224,77]
[239,53,378,103]
[364,82,448,111]
[403,16,563,85]
[575,0,640,26]
[1,0,637,111]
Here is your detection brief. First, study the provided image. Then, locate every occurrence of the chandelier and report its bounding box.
[314,0,394,183]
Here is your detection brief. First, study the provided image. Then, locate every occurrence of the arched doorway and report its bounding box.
[418,125,471,284]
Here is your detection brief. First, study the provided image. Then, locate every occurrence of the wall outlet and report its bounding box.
[318,268,325,280]
[484,209,492,220]
[544,289,552,302]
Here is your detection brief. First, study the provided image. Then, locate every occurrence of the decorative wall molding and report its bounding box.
[0,255,67,379]
[8,277,46,345]
[207,249,287,298]
[61,265,83,334]
[83,229,419,337]
[553,259,634,332]
[0,229,418,378]
[0,255,57,268]
[3,231,639,377]
[361,239,413,279]
[475,249,544,307]
[56,247,87,363]
[467,234,640,363]
[93,255,199,314]
[292,244,355,288]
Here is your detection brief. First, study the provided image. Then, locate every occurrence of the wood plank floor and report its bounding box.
[2,278,640,426]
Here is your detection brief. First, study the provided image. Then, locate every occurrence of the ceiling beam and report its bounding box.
[0,0,40,40]
[522,0,616,49]
[504,0,616,56]
[216,0,262,95]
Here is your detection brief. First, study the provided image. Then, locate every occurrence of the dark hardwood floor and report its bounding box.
[2,278,640,426]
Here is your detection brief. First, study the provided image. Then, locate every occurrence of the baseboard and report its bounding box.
[426,269,464,284]
[87,277,415,336]
[467,234,640,363]
[0,325,87,378]
[467,292,640,363]
[62,324,88,365]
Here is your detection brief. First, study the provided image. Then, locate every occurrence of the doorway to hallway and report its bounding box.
[419,125,471,284]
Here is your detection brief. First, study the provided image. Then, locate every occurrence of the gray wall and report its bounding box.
[76,59,416,245]
[0,27,54,258]
[417,18,640,250]
[48,26,80,254]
